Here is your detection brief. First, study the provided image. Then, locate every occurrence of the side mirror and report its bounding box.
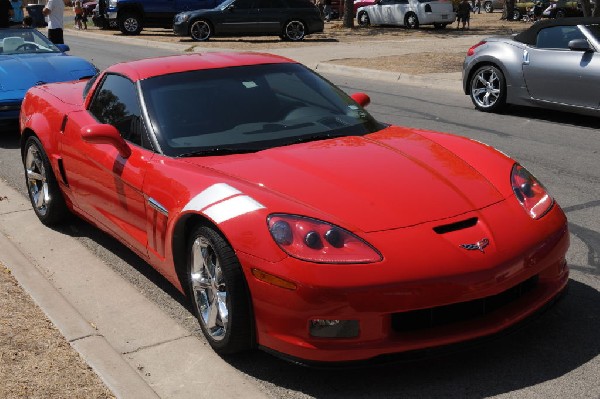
[568,38,591,52]
[351,92,371,107]
[55,44,70,52]
[81,124,132,158]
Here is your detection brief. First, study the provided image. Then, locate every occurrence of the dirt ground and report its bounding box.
[0,11,531,398]
[0,263,114,398]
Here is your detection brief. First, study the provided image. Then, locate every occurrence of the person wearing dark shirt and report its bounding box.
[0,0,14,28]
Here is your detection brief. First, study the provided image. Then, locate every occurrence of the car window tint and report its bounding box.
[233,0,254,8]
[89,74,144,147]
[535,25,584,49]
[585,24,600,41]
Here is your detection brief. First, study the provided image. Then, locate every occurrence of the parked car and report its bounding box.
[482,0,505,12]
[513,0,550,20]
[354,0,377,15]
[20,51,569,364]
[356,0,456,29]
[173,0,324,41]
[0,28,97,126]
[542,0,583,18]
[106,0,227,35]
[463,18,600,116]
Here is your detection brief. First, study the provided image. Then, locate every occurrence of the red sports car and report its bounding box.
[19,53,569,364]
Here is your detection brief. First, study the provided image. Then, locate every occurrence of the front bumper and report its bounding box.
[241,199,570,363]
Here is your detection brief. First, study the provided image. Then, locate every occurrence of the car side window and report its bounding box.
[88,74,144,147]
[233,0,254,9]
[536,26,585,49]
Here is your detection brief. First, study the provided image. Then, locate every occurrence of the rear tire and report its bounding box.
[186,225,254,355]
[405,12,419,29]
[283,20,306,41]
[484,1,493,12]
[23,136,69,226]
[469,65,507,113]
[358,11,370,26]
[513,9,522,20]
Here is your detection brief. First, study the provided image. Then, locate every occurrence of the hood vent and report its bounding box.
[433,217,478,234]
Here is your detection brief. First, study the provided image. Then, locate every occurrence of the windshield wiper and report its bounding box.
[177,147,259,157]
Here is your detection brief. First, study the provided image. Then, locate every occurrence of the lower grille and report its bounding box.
[391,275,539,332]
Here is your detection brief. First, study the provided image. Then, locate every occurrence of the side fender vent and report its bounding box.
[433,217,478,234]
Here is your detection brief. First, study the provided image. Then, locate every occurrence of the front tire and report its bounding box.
[513,9,522,20]
[186,225,253,355]
[358,11,370,26]
[118,12,142,35]
[283,20,306,41]
[405,12,419,29]
[190,19,212,41]
[23,136,69,226]
[469,65,507,113]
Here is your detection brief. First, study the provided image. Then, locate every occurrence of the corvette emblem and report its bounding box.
[460,238,490,253]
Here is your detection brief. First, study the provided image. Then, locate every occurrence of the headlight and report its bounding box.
[175,13,190,23]
[511,164,553,219]
[267,214,382,263]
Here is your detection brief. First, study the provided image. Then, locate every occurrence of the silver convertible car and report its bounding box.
[463,18,600,116]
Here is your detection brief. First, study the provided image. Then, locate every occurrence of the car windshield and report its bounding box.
[140,63,384,157]
[0,28,61,55]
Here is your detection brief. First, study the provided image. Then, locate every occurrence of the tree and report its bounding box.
[502,0,515,20]
[343,0,354,28]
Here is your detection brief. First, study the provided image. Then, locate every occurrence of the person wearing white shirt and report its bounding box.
[43,0,65,44]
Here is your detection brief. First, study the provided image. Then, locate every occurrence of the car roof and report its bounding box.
[107,52,297,81]
[514,17,600,45]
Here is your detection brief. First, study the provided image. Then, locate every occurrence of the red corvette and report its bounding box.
[19,53,569,364]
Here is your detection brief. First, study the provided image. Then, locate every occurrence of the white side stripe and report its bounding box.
[182,183,241,212]
[203,195,265,223]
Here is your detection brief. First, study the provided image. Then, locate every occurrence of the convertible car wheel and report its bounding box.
[23,136,68,226]
[283,20,306,41]
[190,20,212,41]
[187,225,253,354]
[405,12,419,29]
[469,65,507,112]
[358,11,370,26]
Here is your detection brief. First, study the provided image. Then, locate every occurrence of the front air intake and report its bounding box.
[433,217,478,234]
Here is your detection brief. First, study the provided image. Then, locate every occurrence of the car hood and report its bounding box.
[186,126,506,232]
[0,54,96,92]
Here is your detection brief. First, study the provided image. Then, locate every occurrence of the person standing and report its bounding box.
[323,0,332,22]
[10,0,22,25]
[456,0,471,30]
[43,0,65,44]
[0,0,14,28]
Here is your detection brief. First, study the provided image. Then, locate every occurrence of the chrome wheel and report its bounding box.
[470,65,506,112]
[484,1,493,12]
[284,20,305,41]
[190,235,228,341]
[358,11,370,26]
[405,13,419,29]
[190,20,211,41]
[25,144,49,217]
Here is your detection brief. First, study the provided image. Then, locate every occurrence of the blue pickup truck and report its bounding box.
[105,0,226,35]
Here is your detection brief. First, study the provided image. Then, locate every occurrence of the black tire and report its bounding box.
[23,136,69,226]
[433,22,448,29]
[118,12,142,35]
[186,225,253,355]
[405,12,419,29]
[358,11,370,27]
[283,20,306,41]
[469,65,507,113]
[190,19,212,41]
[484,1,493,12]
[513,9,522,20]
[555,9,566,18]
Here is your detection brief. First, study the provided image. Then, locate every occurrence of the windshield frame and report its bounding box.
[0,28,61,56]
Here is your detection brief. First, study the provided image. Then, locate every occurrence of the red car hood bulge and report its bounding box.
[188,127,506,232]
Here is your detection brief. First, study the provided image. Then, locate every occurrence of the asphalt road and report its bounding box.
[1,33,598,398]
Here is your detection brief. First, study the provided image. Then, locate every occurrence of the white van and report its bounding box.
[357,0,456,29]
